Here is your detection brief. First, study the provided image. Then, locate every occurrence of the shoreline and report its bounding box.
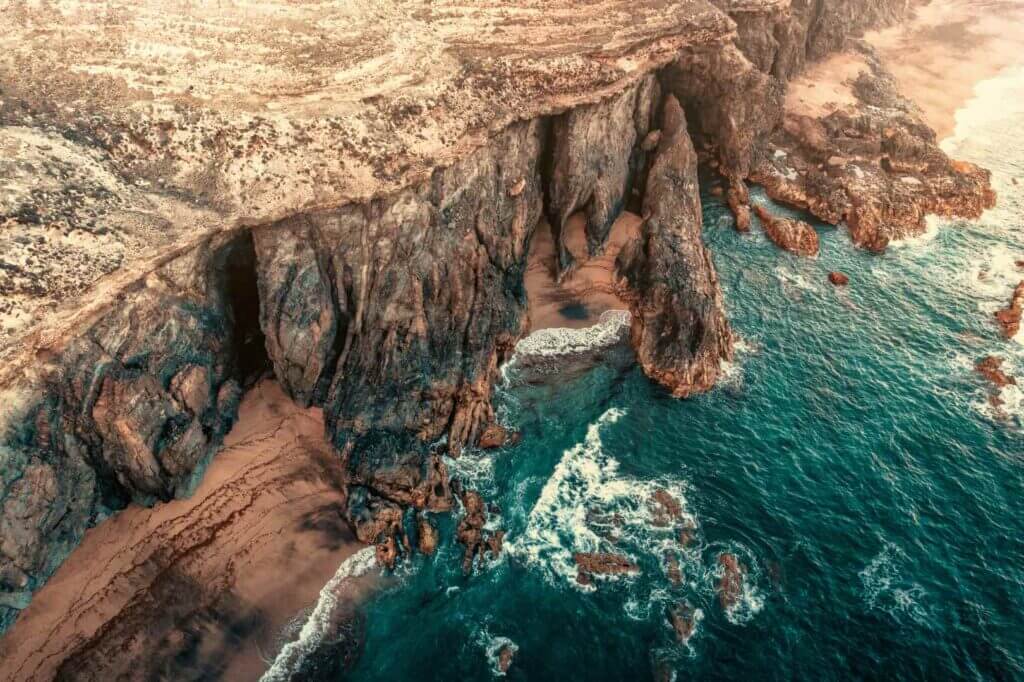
[0,381,374,681]
[864,0,1024,141]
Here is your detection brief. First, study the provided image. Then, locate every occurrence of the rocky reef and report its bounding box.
[0,0,997,637]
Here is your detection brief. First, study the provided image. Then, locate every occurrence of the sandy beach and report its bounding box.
[0,381,372,682]
[788,0,1024,141]
[524,211,640,331]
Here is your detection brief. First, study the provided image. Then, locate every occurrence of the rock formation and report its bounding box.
[618,96,735,397]
[717,553,745,610]
[829,271,850,286]
[669,601,698,643]
[0,0,994,634]
[975,356,1016,388]
[995,282,1024,338]
[574,552,641,585]
[748,47,995,251]
[754,205,820,256]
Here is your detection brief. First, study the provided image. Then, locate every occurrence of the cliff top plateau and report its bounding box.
[0,0,739,357]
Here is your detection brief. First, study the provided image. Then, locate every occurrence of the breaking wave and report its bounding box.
[507,408,695,591]
[260,547,378,682]
[512,309,631,359]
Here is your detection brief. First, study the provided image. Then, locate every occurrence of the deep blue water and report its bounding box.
[282,69,1024,681]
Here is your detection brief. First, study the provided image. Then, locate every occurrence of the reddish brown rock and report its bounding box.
[417,515,439,556]
[828,271,850,286]
[669,601,697,643]
[498,644,515,673]
[995,281,1024,338]
[717,553,744,610]
[975,356,1016,388]
[574,552,639,584]
[650,489,683,526]
[750,51,995,252]
[726,177,752,232]
[455,490,503,573]
[753,205,819,257]
[478,423,511,450]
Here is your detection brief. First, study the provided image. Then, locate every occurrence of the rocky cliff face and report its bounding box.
[0,0,994,636]
[0,232,260,629]
[619,96,734,397]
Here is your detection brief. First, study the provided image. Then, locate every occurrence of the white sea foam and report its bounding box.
[889,214,942,251]
[772,265,815,293]
[512,309,631,359]
[477,631,519,677]
[722,571,765,626]
[859,543,930,625]
[260,547,378,682]
[506,408,695,591]
[943,65,1024,156]
[717,336,760,390]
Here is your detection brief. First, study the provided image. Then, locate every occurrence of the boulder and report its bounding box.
[995,281,1024,338]
[828,271,850,286]
[753,205,819,257]
[717,553,744,610]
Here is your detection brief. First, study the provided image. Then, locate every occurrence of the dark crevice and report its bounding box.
[536,116,563,271]
[216,231,271,388]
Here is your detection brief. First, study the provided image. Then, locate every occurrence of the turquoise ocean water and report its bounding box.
[271,67,1024,681]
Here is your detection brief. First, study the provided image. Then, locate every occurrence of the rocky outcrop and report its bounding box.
[976,356,1016,388]
[717,552,744,609]
[0,231,259,631]
[455,490,504,574]
[995,282,1024,338]
[829,271,850,286]
[574,552,640,585]
[0,0,987,636]
[669,601,698,643]
[478,423,517,450]
[619,96,735,397]
[753,205,820,256]
[750,47,995,251]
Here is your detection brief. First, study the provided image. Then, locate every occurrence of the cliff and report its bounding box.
[0,0,993,638]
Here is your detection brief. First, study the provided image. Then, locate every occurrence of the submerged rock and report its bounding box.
[650,489,684,526]
[975,356,1016,388]
[574,552,640,584]
[498,644,515,673]
[669,601,698,643]
[717,553,744,610]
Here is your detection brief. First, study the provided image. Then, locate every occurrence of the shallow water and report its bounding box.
[286,68,1024,680]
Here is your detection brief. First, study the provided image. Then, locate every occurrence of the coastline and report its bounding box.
[0,382,373,681]
[1,1,1022,679]
[864,0,1024,141]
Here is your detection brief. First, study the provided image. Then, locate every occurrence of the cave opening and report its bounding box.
[217,230,271,387]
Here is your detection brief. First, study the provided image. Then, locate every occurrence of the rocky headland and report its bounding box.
[0,0,1002,674]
